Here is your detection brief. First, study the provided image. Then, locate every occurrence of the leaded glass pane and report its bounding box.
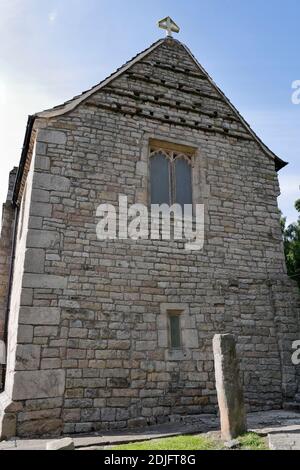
[169,315,181,349]
[174,158,192,207]
[150,153,170,205]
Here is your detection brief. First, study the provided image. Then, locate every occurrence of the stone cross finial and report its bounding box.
[158,16,180,38]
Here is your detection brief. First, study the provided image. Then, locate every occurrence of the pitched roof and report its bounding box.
[36,38,165,118]
[35,37,287,171]
[14,37,287,203]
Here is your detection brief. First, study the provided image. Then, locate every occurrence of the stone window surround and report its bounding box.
[148,139,196,209]
[149,146,193,207]
[136,133,210,213]
[158,303,199,361]
[167,309,183,350]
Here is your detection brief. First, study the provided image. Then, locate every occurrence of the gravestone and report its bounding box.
[213,334,247,440]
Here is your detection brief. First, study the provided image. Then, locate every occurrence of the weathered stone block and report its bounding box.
[27,229,60,249]
[18,408,61,422]
[41,358,61,369]
[35,142,47,156]
[128,417,147,428]
[15,345,41,370]
[24,248,45,274]
[81,408,100,421]
[26,397,63,411]
[35,155,50,170]
[18,418,63,438]
[116,408,129,420]
[38,129,67,145]
[33,173,70,192]
[63,409,81,422]
[183,329,199,348]
[28,216,43,229]
[20,288,33,306]
[35,325,58,337]
[31,189,50,203]
[19,307,61,325]
[12,369,65,400]
[136,161,148,176]
[30,202,52,218]
[101,408,116,421]
[23,274,67,289]
[0,412,16,440]
[107,378,129,388]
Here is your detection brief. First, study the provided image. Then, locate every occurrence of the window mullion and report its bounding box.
[171,153,175,205]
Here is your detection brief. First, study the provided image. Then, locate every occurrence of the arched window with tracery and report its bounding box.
[149,146,193,207]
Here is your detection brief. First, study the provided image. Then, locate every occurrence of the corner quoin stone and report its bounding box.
[213,334,247,441]
[38,129,67,145]
[26,229,60,249]
[22,274,67,289]
[33,173,70,192]
[19,307,61,325]
[24,248,45,274]
[12,369,65,400]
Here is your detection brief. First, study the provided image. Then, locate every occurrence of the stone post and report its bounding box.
[213,334,247,441]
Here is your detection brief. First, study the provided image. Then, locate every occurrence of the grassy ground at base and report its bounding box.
[238,432,269,450]
[110,432,268,451]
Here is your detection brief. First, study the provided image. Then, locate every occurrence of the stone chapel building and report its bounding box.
[0,29,299,439]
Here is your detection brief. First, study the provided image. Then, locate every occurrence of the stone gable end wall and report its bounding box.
[0,38,299,438]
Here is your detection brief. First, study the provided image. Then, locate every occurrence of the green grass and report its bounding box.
[111,434,219,451]
[238,432,269,450]
[110,432,268,451]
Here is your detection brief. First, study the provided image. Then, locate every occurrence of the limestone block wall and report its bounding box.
[0,38,299,438]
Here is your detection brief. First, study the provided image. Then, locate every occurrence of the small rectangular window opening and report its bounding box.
[168,311,182,349]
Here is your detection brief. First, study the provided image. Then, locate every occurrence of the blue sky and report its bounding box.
[0,0,299,223]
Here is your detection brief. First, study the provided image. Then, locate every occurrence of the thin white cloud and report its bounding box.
[48,9,58,24]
